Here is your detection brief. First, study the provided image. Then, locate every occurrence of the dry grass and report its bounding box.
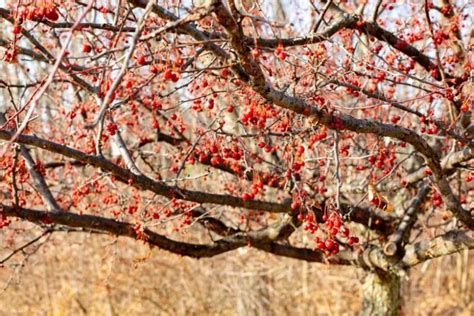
[0,231,472,316]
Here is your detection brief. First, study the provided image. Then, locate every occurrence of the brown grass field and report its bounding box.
[0,230,472,316]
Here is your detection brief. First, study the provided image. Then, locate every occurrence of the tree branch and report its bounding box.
[400,230,474,268]
[0,129,393,232]
[0,203,354,265]
[210,1,473,229]
[0,130,290,213]
[384,184,430,257]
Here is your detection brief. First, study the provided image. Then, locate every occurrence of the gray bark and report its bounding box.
[361,271,401,316]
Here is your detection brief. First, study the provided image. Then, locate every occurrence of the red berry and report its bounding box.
[210,155,223,166]
[329,227,339,236]
[171,73,179,82]
[82,43,92,53]
[242,193,253,201]
[325,239,335,250]
[137,55,146,66]
[251,48,261,58]
[220,68,230,78]
[210,144,218,154]
[297,146,305,155]
[13,25,21,34]
[45,7,59,21]
[391,115,401,124]
[150,64,159,74]
[164,69,173,81]
[106,122,118,136]
[291,200,300,210]
[208,99,214,109]
[460,102,469,113]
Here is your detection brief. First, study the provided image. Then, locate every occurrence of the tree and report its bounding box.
[0,0,472,314]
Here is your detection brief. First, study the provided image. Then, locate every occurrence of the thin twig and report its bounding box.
[0,230,51,264]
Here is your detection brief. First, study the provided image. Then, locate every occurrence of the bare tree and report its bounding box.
[0,0,472,314]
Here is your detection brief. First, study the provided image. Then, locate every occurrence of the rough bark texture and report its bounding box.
[361,271,401,316]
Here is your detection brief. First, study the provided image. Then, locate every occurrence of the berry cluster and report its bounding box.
[3,47,18,63]
[106,122,118,136]
[17,4,59,23]
[431,191,442,207]
[0,213,11,229]
[418,112,440,135]
[222,145,243,161]
[242,180,265,201]
[368,145,396,172]
[300,213,317,233]
[7,3,59,62]
[311,212,359,256]
[241,107,268,129]
[164,69,179,82]
[274,45,287,61]
[308,127,328,148]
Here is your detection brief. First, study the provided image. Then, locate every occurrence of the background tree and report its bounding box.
[0,0,473,314]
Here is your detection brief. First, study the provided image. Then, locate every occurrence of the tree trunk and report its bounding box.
[361,271,401,316]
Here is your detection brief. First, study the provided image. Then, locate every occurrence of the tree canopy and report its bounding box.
[0,0,473,276]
